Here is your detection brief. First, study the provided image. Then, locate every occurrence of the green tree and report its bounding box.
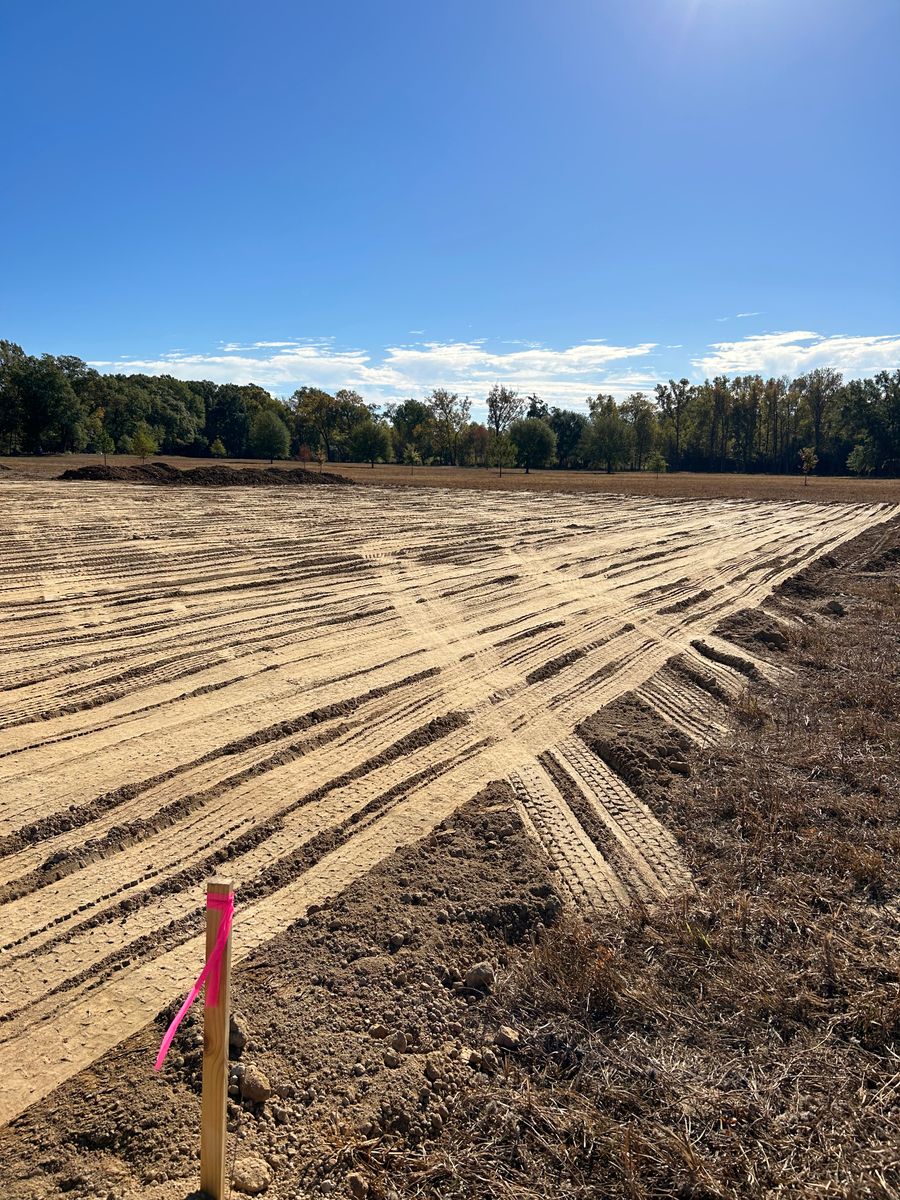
[582,395,630,473]
[548,407,588,469]
[249,410,290,462]
[131,422,158,460]
[654,378,693,468]
[0,340,27,453]
[210,437,227,458]
[488,431,516,476]
[646,449,667,477]
[795,368,842,462]
[846,442,874,476]
[429,389,470,465]
[14,355,83,452]
[350,418,392,467]
[508,418,556,473]
[620,392,657,470]
[402,444,422,474]
[387,398,433,462]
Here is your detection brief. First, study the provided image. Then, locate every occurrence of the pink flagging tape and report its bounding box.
[154,891,234,1073]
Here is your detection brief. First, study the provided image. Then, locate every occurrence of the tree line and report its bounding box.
[1,339,897,475]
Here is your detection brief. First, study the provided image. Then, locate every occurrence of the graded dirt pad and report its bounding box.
[0,478,896,1136]
[2,520,898,1200]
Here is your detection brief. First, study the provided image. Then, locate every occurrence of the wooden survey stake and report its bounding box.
[200,876,234,1199]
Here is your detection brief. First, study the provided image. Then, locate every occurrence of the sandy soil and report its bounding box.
[0,476,896,1136]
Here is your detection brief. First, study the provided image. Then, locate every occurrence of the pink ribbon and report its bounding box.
[154,891,234,1072]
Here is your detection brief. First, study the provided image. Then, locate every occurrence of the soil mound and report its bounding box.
[59,462,351,486]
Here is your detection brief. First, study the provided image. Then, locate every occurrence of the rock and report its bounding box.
[240,1065,272,1104]
[369,1024,389,1040]
[464,962,495,993]
[348,1174,369,1199]
[272,1105,288,1125]
[495,1025,520,1051]
[481,1049,499,1073]
[383,1050,401,1068]
[825,599,846,616]
[388,1031,408,1054]
[353,1062,366,1077]
[232,1155,272,1195]
[388,932,406,951]
[229,1012,249,1057]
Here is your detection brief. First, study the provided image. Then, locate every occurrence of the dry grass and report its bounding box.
[4,453,900,503]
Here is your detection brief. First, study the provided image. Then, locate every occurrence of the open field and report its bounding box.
[4,453,900,503]
[1,474,896,1135]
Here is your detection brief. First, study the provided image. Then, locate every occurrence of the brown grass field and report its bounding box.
[4,452,900,503]
[1,464,898,1198]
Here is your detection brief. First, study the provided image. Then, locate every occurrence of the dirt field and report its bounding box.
[1,471,896,1144]
[3,453,900,503]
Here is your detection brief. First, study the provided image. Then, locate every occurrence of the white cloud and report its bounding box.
[88,336,659,410]
[694,331,900,380]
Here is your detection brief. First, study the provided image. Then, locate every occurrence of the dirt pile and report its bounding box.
[58,462,351,486]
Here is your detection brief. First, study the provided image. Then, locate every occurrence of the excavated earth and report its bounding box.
[58,463,350,486]
[0,478,898,1198]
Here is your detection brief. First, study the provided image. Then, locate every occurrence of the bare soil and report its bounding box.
[1,516,898,1199]
[0,474,898,1198]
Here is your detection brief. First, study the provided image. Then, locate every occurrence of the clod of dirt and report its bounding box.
[823,599,846,616]
[239,1064,272,1103]
[348,1173,369,1199]
[229,1012,249,1057]
[715,608,790,654]
[232,1155,272,1195]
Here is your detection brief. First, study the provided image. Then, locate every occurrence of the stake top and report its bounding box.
[206,876,235,894]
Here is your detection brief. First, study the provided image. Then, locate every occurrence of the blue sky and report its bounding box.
[2,0,898,413]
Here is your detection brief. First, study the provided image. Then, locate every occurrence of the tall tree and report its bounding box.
[620,392,657,470]
[429,389,470,465]
[486,384,523,441]
[0,340,26,453]
[795,367,842,460]
[655,378,693,468]
[581,396,630,473]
